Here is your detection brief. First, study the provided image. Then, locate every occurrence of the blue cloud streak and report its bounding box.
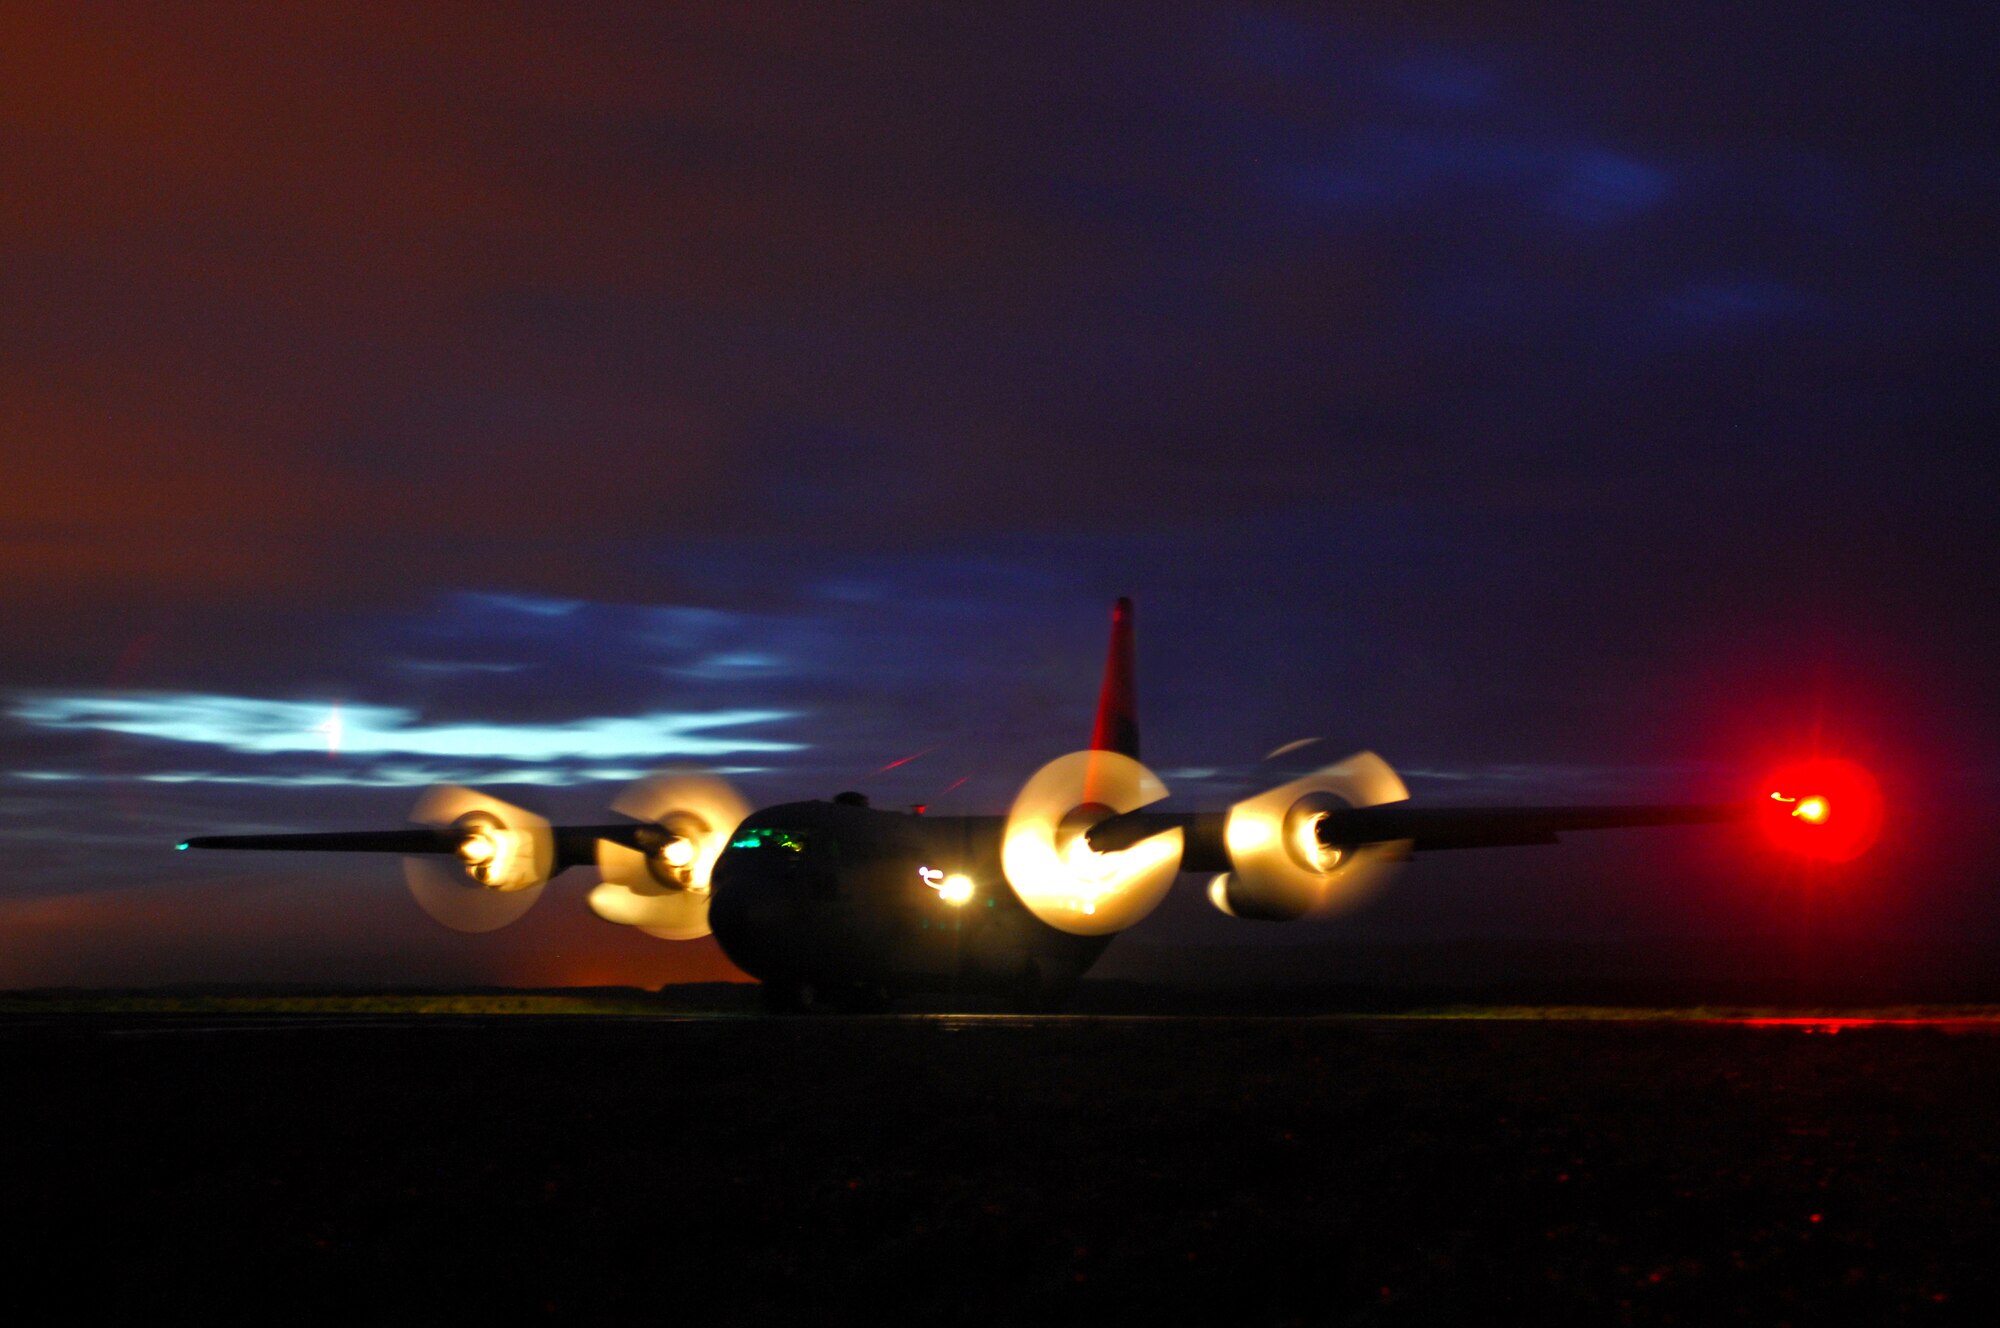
[10,693,803,761]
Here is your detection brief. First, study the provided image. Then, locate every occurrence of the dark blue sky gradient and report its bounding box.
[1,4,1994,985]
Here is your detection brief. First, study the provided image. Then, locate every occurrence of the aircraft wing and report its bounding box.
[1087,803,1750,870]
[180,824,649,873]
[1300,802,1749,851]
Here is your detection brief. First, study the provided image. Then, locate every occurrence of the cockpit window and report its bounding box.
[728,827,808,853]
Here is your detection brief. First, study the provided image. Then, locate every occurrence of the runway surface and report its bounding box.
[11,1008,1998,1322]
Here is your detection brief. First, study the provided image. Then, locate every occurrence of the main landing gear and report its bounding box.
[757,979,893,1015]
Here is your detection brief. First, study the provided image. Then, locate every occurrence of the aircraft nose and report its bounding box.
[706,856,810,982]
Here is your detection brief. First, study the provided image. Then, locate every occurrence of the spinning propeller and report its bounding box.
[403,785,555,933]
[398,771,749,938]
[1001,749,1184,935]
[1209,750,1411,921]
[588,771,750,940]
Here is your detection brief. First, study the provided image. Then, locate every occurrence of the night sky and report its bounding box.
[3,4,1995,987]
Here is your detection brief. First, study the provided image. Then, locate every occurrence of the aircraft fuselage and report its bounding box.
[706,799,1110,1008]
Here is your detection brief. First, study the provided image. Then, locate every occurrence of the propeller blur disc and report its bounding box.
[590,771,749,940]
[1214,750,1410,921]
[404,859,546,933]
[403,785,554,933]
[1001,750,1183,936]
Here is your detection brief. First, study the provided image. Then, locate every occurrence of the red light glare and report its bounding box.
[1759,758,1883,862]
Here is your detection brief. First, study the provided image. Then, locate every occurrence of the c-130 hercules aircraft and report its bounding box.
[182,600,1882,1010]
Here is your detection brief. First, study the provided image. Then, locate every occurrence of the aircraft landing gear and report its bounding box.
[757,979,892,1015]
[758,979,817,1014]
[1008,958,1074,1014]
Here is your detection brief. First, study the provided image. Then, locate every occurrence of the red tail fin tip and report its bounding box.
[1090,597,1140,759]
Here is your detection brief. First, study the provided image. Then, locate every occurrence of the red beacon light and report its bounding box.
[1759,757,1884,862]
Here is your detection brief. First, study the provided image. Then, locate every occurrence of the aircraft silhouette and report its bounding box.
[182,600,1879,1010]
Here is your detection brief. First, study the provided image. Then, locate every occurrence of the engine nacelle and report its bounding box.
[1208,751,1411,921]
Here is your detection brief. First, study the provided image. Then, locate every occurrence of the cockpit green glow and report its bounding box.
[729,828,807,852]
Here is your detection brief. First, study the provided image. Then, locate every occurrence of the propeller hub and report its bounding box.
[1054,802,1118,883]
[635,816,710,889]
[1282,792,1351,875]
[452,812,514,888]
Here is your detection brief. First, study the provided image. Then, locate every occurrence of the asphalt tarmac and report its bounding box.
[10,1009,1997,1323]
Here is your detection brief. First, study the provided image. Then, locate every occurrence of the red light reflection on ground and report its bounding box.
[1715,1017,2000,1034]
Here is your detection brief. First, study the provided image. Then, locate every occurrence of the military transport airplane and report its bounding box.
[181,599,1883,1010]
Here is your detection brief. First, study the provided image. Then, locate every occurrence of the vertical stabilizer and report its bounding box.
[1089,597,1140,758]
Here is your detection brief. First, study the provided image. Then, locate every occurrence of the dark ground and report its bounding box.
[9,1006,1997,1324]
